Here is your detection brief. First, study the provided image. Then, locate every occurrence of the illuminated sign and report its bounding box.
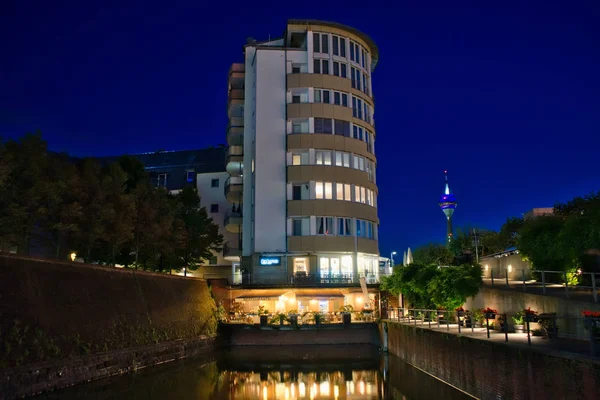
[259,257,281,266]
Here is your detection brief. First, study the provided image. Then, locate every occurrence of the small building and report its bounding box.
[480,247,532,281]
[523,207,554,220]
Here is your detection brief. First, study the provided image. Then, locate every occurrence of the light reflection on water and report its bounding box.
[35,346,472,399]
[217,369,379,399]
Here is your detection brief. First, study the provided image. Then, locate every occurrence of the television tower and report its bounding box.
[439,170,457,243]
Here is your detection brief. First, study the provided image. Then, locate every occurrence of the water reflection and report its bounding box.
[214,369,379,399]
[35,346,471,400]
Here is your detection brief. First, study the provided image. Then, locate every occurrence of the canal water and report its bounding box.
[35,346,472,399]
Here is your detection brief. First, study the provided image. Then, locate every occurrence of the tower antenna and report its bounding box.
[438,170,457,244]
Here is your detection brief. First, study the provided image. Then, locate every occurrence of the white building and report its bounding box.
[225,20,381,286]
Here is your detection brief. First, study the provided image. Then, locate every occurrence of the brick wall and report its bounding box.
[220,323,381,347]
[386,322,600,400]
[0,336,215,400]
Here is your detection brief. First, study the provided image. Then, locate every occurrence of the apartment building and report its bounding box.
[223,20,381,314]
[111,148,241,279]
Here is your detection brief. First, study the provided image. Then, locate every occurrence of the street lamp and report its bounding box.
[390,251,397,268]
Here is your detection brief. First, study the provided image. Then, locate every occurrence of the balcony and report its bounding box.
[227,117,244,146]
[223,242,241,262]
[231,273,391,288]
[228,89,244,119]
[224,209,243,233]
[229,63,245,90]
[224,176,243,204]
[226,146,243,177]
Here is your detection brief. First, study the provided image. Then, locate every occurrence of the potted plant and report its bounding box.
[582,310,600,329]
[287,309,299,326]
[512,310,525,333]
[258,305,269,326]
[270,312,287,326]
[340,305,353,325]
[537,313,558,339]
[313,311,323,326]
[471,308,484,328]
[524,307,538,323]
[482,307,497,320]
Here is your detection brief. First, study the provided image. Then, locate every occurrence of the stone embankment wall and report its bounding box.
[0,255,217,398]
[0,336,214,400]
[465,286,600,340]
[385,322,600,400]
[220,323,381,347]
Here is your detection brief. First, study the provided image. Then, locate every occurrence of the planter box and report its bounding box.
[514,324,525,333]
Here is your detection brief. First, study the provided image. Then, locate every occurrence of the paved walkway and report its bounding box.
[481,278,599,304]
[386,318,598,360]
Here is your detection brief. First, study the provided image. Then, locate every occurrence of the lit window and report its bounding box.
[324,182,333,199]
[315,182,324,199]
[294,258,308,274]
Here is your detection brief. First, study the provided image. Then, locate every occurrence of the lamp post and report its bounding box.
[390,251,397,268]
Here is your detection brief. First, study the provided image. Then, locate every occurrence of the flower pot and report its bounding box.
[525,314,537,323]
[260,315,268,326]
[485,313,496,320]
[342,312,351,325]
[456,311,465,317]
[514,324,525,333]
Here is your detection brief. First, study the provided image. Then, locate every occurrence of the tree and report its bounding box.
[428,264,483,310]
[98,163,135,265]
[412,244,454,266]
[0,134,50,254]
[37,154,83,258]
[381,263,482,310]
[172,188,223,276]
[517,215,568,272]
[498,217,524,248]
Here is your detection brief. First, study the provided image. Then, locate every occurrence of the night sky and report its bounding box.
[1,1,599,257]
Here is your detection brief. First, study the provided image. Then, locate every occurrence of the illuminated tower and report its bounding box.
[438,171,457,243]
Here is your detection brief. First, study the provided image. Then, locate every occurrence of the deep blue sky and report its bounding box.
[1,1,599,256]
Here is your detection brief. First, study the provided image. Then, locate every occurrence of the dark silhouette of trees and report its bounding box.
[0,134,223,274]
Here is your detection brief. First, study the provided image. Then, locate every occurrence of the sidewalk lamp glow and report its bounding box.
[70,252,76,262]
[390,251,397,267]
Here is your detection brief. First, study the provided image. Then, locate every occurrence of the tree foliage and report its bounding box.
[0,134,223,273]
[381,263,482,310]
[517,192,600,274]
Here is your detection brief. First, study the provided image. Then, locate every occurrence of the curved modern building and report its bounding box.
[225,20,380,287]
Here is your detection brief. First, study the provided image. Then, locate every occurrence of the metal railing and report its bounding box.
[387,307,600,358]
[484,268,600,303]
[228,273,392,287]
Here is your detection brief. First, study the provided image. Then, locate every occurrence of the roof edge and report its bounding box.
[287,19,379,71]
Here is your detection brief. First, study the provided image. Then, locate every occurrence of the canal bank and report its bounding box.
[384,321,600,400]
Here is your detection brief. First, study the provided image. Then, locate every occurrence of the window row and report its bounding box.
[312,58,370,96]
[352,96,373,124]
[289,215,377,239]
[289,118,375,154]
[350,66,370,96]
[314,181,376,206]
[313,32,369,71]
[314,89,349,107]
[288,181,376,207]
[288,149,373,182]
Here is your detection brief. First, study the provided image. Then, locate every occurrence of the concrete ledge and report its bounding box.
[385,322,600,399]
[0,336,215,400]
